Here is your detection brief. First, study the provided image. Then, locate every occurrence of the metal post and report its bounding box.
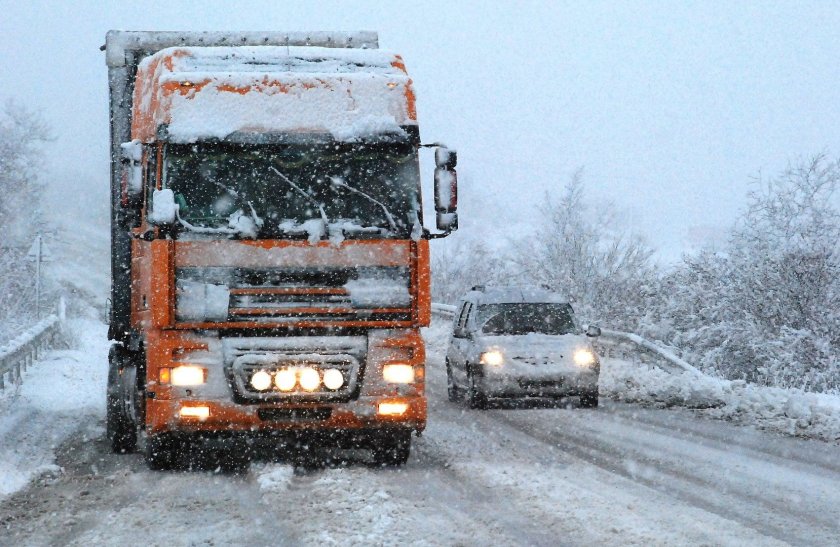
[35,234,42,319]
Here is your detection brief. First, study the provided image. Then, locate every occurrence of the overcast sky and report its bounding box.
[2,0,839,263]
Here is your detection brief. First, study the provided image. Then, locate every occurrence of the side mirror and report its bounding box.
[434,147,458,232]
[120,140,143,196]
[148,189,177,225]
[586,325,602,337]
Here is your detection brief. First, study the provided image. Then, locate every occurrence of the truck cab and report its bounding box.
[104,31,457,468]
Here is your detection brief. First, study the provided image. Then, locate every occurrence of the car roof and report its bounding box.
[462,286,571,305]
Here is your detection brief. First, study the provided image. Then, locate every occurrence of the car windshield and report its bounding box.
[477,303,579,336]
[163,141,420,239]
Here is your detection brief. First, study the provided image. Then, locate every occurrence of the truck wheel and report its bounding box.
[372,431,411,466]
[146,433,182,470]
[467,371,487,410]
[106,392,137,453]
[579,390,599,408]
[446,360,458,402]
[106,348,137,454]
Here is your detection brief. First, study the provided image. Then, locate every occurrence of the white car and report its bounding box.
[445,286,601,409]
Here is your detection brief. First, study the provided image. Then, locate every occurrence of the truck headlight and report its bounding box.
[160,365,207,386]
[480,350,504,366]
[573,349,596,366]
[382,364,414,383]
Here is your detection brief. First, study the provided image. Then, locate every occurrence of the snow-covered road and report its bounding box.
[1,319,839,546]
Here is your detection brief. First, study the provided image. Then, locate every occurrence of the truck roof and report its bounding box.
[104,30,379,67]
[131,45,417,144]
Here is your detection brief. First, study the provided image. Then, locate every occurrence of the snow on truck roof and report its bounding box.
[131,45,417,144]
[466,286,571,305]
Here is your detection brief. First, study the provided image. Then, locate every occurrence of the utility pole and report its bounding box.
[27,234,52,319]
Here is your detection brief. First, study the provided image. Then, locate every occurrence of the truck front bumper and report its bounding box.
[146,395,426,436]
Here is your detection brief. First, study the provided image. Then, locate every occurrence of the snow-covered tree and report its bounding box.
[0,101,52,343]
[511,171,657,331]
[645,155,840,392]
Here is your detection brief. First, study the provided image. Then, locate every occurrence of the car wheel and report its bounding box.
[446,360,458,402]
[579,390,599,408]
[467,370,487,410]
[371,431,412,466]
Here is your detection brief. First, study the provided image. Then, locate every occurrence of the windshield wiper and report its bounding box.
[329,176,397,232]
[268,166,330,228]
[209,180,264,234]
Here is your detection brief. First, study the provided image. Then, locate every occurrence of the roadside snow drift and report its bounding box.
[0,317,108,498]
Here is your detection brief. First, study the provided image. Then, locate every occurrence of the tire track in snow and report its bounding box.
[488,409,838,546]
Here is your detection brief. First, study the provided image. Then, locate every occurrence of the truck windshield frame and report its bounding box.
[162,140,421,239]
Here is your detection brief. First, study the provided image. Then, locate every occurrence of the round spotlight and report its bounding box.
[323,368,345,390]
[299,368,321,392]
[275,368,296,391]
[250,370,272,391]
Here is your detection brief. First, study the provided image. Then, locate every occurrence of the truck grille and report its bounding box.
[176,266,412,324]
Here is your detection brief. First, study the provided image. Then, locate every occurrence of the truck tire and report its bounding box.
[372,431,411,466]
[467,371,487,410]
[106,346,137,454]
[106,392,137,453]
[146,433,182,470]
[579,390,599,408]
[445,360,458,402]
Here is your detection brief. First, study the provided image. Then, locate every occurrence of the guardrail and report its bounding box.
[0,301,65,390]
[429,302,702,377]
[595,329,703,377]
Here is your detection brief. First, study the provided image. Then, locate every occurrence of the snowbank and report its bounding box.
[601,357,840,443]
[0,318,108,498]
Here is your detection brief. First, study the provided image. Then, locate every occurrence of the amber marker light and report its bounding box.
[179,406,210,420]
[378,401,409,416]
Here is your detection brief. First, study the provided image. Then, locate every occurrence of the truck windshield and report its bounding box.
[163,141,420,239]
[477,303,579,336]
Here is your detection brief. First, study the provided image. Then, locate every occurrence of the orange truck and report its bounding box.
[103,31,458,468]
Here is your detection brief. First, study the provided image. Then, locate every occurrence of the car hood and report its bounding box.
[475,333,596,375]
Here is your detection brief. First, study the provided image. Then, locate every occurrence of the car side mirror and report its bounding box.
[434,147,458,232]
[148,188,177,225]
[586,325,602,337]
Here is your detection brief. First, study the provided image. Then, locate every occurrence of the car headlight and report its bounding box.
[573,349,596,366]
[383,364,415,383]
[480,350,504,366]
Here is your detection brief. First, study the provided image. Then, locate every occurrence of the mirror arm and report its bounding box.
[422,227,453,240]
